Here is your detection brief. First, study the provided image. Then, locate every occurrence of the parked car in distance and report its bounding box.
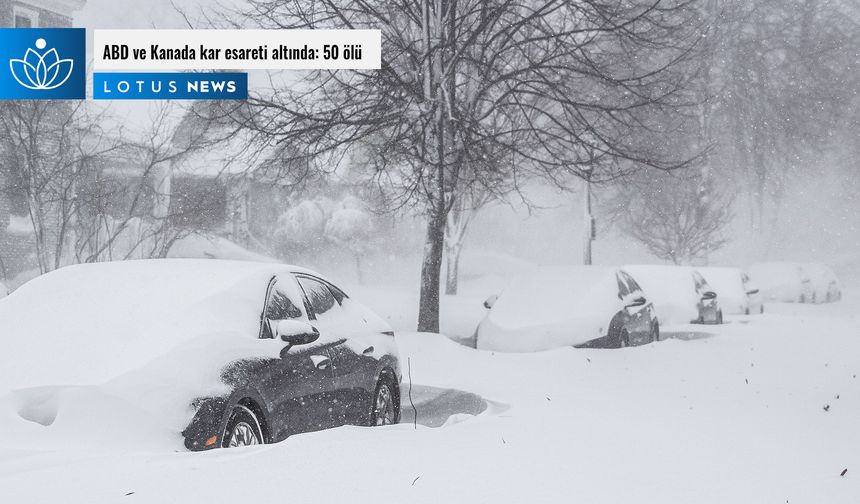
[0,260,401,451]
[742,271,765,314]
[748,262,814,303]
[699,267,763,315]
[476,266,659,352]
[623,265,723,325]
[804,263,842,303]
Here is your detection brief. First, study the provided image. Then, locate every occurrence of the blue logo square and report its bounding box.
[0,28,86,100]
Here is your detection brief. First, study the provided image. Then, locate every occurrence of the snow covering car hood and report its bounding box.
[477,266,622,352]
[0,259,307,392]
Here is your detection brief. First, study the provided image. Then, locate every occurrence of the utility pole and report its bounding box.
[582,168,593,265]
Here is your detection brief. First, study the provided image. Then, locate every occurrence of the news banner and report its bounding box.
[0,28,382,100]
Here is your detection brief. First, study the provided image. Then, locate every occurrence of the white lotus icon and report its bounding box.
[9,38,74,91]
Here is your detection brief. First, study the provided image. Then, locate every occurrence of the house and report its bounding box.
[0,4,298,285]
[0,0,85,28]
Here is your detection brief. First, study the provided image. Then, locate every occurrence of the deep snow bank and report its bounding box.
[1,294,859,503]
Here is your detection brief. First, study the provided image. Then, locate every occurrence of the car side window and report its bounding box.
[616,274,630,298]
[261,279,304,339]
[692,272,707,292]
[298,277,339,318]
[327,283,348,304]
[621,272,642,294]
[266,288,303,321]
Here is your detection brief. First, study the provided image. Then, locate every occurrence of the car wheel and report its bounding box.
[222,405,264,448]
[716,311,724,324]
[371,378,398,426]
[651,323,660,343]
[745,307,750,315]
[760,305,764,314]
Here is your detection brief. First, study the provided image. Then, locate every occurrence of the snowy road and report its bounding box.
[1,293,859,503]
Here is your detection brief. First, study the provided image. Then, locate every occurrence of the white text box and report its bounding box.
[93,29,381,71]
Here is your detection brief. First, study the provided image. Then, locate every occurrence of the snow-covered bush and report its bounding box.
[326,205,376,282]
[273,196,379,281]
[273,199,329,253]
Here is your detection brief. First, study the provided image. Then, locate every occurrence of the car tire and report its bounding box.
[745,307,750,315]
[370,376,399,426]
[760,305,764,314]
[222,404,264,448]
[651,323,660,343]
[716,311,724,325]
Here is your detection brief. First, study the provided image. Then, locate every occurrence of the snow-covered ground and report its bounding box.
[1,287,858,502]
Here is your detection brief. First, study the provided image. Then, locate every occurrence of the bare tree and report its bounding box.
[203,0,701,331]
[0,101,217,275]
[444,189,491,295]
[696,0,859,230]
[610,170,733,264]
[0,101,119,273]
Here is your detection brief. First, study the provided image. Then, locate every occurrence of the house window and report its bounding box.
[13,5,39,28]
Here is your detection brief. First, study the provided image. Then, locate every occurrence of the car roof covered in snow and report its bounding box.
[489,265,621,327]
[0,259,325,391]
[698,266,746,296]
[623,265,698,293]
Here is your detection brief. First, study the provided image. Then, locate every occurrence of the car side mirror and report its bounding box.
[625,296,646,308]
[274,320,320,352]
[483,295,498,309]
[746,289,759,295]
[701,291,717,301]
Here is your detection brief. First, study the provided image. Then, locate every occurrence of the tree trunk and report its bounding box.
[418,207,446,333]
[418,95,448,333]
[445,243,461,295]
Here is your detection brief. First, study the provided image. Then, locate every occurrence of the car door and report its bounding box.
[620,271,652,339]
[692,271,717,319]
[255,275,339,440]
[296,275,378,426]
[615,273,634,330]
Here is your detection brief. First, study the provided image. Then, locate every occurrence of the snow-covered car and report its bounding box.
[748,262,814,303]
[803,263,842,303]
[475,266,659,352]
[623,265,723,325]
[699,267,763,315]
[741,271,765,314]
[0,259,400,451]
